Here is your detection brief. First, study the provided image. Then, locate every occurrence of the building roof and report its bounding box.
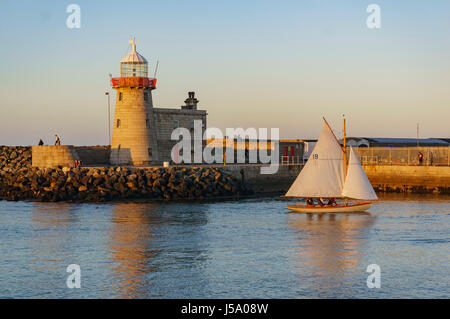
[280,139,304,143]
[121,41,147,64]
[346,137,449,146]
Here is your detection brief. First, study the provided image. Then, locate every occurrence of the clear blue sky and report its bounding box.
[0,0,449,145]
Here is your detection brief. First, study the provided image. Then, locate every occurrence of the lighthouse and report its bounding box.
[110,39,159,165]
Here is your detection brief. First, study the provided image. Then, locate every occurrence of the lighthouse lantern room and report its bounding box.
[120,40,148,77]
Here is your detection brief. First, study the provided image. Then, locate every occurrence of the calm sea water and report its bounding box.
[0,194,448,299]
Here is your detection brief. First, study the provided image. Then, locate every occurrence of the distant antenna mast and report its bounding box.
[153,60,159,78]
[106,73,113,146]
[343,114,347,176]
[416,123,420,147]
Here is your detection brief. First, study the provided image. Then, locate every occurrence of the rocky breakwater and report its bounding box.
[1,165,251,203]
[0,146,31,171]
[0,146,251,202]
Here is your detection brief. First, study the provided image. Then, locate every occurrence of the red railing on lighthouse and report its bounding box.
[111,77,157,88]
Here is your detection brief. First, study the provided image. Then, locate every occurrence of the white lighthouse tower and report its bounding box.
[110,39,159,165]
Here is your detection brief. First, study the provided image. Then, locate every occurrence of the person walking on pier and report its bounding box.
[418,152,423,165]
[38,139,44,146]
[55,135,61,146]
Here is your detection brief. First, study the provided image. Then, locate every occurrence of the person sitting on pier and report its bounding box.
[38,139,44,146]
[306,198,314,207]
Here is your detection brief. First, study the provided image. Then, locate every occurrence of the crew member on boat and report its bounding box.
[317,198,325,206]
[327,198,337,206]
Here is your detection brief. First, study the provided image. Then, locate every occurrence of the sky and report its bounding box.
[0,0,449,145]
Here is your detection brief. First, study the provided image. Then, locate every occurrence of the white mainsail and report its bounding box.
[285,122,345,198]
[341,146,378,201]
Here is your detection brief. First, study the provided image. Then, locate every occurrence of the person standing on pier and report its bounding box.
[418,152,423,165]
[55,135,61,146]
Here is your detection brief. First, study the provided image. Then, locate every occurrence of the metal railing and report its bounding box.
[353,146,450,166]
[111,77,157,88]
[280,156,303,165]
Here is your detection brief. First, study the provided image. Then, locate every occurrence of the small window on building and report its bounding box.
[144,92,148,101]
[190,120,195,129]
[148,148,152,156]
[146,119,150,128]
[117,119,121,128]
[119,92,122,101]
[173,120,179,129]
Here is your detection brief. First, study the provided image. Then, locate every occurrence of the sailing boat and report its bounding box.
[285,118,378,213]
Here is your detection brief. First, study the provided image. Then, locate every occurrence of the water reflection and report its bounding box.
[30,203,78,271]
[1,195,448,298]
[108,203,160,298]
[288,212,375,293]
[107,203,210,298]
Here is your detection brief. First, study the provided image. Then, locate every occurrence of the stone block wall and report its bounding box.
[32,145,80,168]
[74,146,110,165]
[223,164,450,195]
[223,164,302,194]
[363,165,450,193]
[32,146,111,168]
[153,108,207,163]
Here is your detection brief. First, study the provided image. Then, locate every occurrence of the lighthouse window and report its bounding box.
[117,119,121,128]
[119,92,123,101]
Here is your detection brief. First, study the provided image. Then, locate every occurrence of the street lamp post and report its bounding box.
[105,91,111,146]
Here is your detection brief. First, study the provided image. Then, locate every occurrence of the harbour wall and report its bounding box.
[363,165,450,194]
[32,145,80,168]
[32,145,110,167]
[221,165,302,194]
[1,146,449,202]
[247,164,449,195]
[220,164,450,195]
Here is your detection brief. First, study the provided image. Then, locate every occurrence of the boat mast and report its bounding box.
[343,115,347,176]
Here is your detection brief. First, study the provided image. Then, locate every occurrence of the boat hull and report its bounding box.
[287,202,372,213]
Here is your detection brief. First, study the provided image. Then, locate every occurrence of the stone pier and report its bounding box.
[363,165,450,194]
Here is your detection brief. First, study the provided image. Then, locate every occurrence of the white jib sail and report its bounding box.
[285,122,345,198]
[341,146,378,201]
